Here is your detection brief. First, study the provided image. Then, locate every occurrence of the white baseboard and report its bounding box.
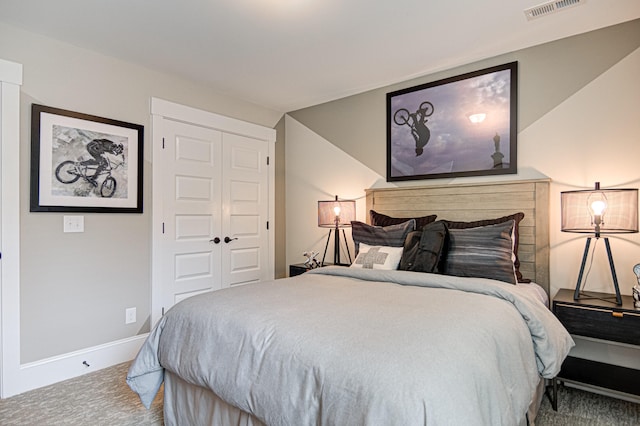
[3,334,147,398]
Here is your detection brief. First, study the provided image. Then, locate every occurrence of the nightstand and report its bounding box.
[288,263,334,277]
[551,288,640,405]
[289,263,310,277]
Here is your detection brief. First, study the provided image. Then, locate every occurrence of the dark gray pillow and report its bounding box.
[351,220,416,255]
[399,221,447,273]
[442,220,517,284]
[442,212,527,282]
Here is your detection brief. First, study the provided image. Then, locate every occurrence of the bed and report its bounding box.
[127,179,574,426]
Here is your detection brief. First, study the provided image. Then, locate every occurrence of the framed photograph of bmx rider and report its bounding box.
[386,61,517,181]
[30,104,144,213]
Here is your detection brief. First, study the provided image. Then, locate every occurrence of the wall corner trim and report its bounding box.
[0,57,23,399]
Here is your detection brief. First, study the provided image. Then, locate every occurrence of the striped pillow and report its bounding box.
[442,212,527,282]
[442,220,517,284]
[351,220,416,255]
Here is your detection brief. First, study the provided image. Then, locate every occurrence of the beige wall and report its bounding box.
[0,22,283,363]
[290,20,640,178]
[286,19,640,300]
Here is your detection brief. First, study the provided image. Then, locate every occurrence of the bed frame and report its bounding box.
[365,179,551,295]
[157,179,551,425]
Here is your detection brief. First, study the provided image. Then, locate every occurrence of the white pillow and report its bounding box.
[350,243,404,270]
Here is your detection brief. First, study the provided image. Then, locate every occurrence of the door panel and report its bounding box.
[161,120,222,310]
[175,176,213,200]
[175,215,213,240]
[176,135,216,162]
[231,146,261,170]
[230,215,260,236]
[230,248,261,272]
[175,251,214,284]
[222,133,269,287]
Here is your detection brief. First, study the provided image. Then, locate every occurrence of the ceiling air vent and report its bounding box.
[524,0,585,21]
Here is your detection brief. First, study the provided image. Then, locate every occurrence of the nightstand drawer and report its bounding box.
[554,302,640,345]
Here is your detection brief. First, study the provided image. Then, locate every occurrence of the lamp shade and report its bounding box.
[561,184,638,235]
[318,196,356,228]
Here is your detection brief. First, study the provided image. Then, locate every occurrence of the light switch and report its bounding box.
[63,215,84,233]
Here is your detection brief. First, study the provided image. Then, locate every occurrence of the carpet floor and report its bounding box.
[0,362,638,425]
[0,362,163,425]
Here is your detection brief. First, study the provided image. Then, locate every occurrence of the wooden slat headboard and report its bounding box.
[365,179,550,295]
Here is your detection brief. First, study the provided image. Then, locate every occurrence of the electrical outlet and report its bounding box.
[125,307,136,324]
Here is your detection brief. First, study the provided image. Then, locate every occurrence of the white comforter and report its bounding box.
[127,267,574,425]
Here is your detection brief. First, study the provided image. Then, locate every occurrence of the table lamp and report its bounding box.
[561,182,638,305]
[318,196,356,266]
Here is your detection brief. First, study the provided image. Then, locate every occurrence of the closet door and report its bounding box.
[151,98,275,325]
[160,119,223,308]
[221,133,270,287]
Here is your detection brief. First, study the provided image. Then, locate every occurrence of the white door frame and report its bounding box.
[0,58,23,398]
[150,98,276,327]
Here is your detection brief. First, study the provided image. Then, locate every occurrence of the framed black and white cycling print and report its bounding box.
[386,62,518,181]
[30,104,144,213]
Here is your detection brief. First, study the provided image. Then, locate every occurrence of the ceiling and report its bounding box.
[1,0,639,112]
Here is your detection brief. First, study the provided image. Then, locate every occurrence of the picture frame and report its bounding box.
[30,104,144,213]
[387,62,518,181]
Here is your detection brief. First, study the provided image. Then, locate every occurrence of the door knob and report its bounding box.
[224,236,238,243]
[210,237,221,244]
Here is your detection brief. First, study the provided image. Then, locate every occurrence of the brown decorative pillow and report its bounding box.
[441,213,528,282]
[370,210,437,231]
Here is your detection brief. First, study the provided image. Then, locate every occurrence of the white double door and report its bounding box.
[158,117,270,315]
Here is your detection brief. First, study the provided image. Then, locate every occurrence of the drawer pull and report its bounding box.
[612,312,624,318]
